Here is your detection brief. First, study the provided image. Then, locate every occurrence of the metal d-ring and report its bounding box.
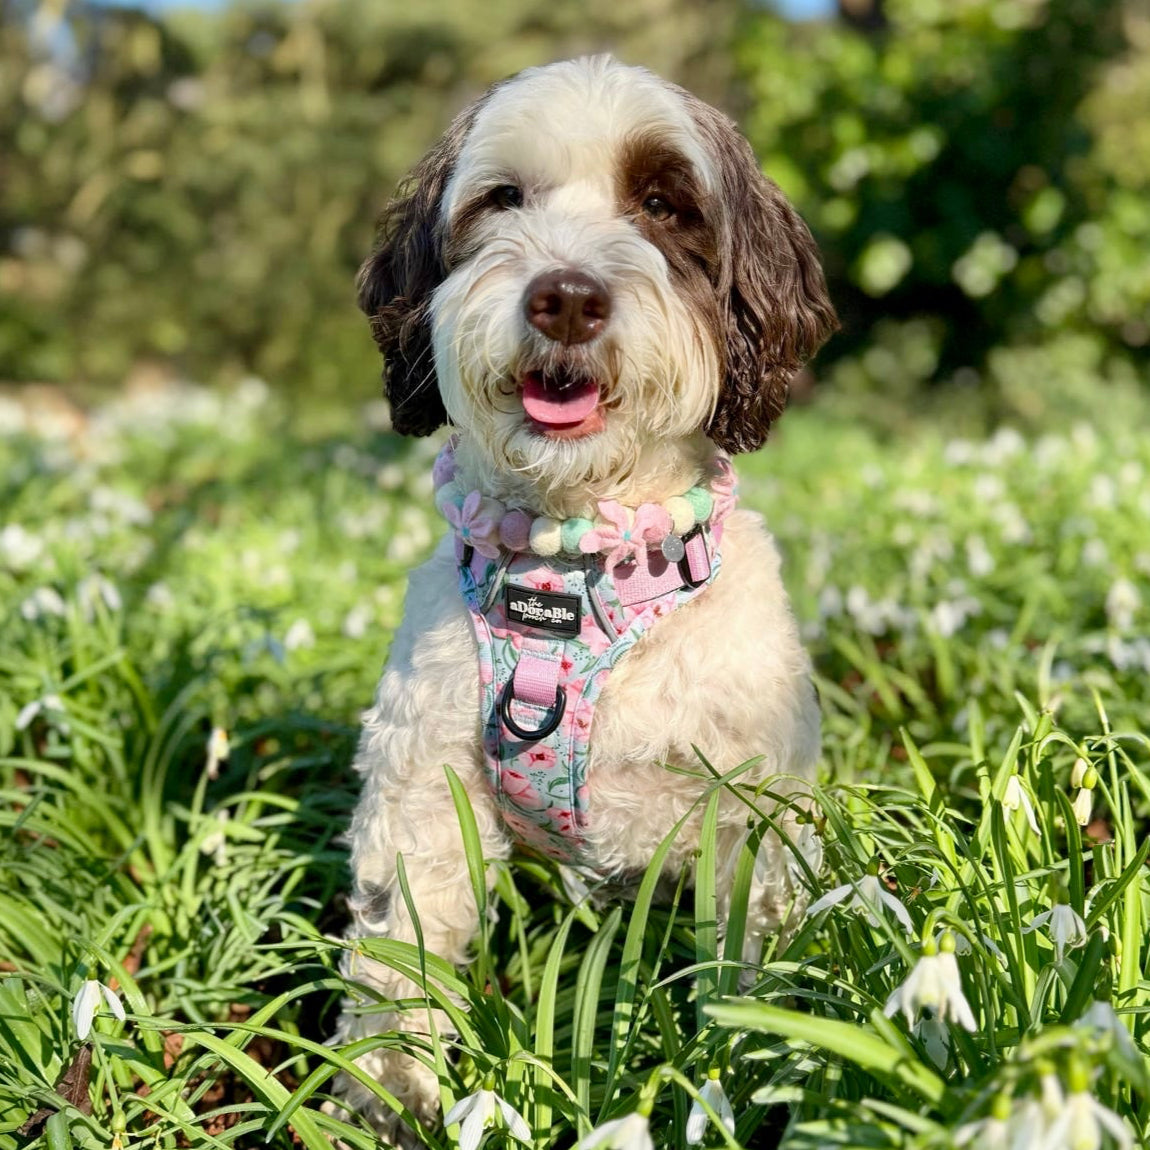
[499,681,566,741]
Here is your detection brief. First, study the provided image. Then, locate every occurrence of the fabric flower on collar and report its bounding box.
[579,501,671,572]
[444,491,504,559]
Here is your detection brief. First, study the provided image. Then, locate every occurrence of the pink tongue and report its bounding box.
[522,376,600,426]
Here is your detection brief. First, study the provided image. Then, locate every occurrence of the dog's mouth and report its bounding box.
[520,368,605,440]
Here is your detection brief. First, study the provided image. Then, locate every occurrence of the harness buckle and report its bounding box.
[499,681,566,741]
[676,524,709,589]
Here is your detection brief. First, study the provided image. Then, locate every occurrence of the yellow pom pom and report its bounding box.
[530,516,563,556]
[664,496,695,535]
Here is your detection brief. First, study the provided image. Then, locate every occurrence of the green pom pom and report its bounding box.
[561,517,594,553]
[684,487,713,521]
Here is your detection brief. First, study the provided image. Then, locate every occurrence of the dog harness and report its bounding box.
[434,441,737,863]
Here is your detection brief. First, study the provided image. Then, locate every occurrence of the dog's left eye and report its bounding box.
[490,184,524,210]
[642,194,675,222]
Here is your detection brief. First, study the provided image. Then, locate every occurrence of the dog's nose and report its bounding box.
[523,270,611,345]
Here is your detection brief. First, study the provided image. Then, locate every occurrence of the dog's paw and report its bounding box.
[325,1046,442,1149]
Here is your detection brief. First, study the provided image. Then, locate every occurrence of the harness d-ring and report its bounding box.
[499,681,566,741]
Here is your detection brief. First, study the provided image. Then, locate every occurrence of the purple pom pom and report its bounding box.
[500,509,533,552]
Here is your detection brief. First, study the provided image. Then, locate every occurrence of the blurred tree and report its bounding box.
[0,0,735,393]
[2,0,1147,423]
[738,0,1147,420]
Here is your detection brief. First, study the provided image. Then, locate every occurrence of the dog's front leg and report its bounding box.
[330,552,509,1143]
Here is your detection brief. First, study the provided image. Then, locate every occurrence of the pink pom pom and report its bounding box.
[500,509,533,552]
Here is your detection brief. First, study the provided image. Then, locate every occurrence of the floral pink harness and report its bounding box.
[435,443,736,863]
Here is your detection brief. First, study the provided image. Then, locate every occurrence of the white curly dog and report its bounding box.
[331,55,837,1143]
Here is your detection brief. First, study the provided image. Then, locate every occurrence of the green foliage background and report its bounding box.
[2,0,1148,421]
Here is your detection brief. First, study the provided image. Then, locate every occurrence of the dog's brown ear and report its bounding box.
[357,108,478,437]
[690,102,838,454]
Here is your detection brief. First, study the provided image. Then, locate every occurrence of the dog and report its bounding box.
[331,55,836,1142]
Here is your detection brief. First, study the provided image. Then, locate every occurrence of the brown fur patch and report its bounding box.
[357,95,496,436]
[616,131,726,386]
[679,91,839,454]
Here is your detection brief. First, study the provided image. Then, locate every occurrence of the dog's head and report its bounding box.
[359,56,837,488]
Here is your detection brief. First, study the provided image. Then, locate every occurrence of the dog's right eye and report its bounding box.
[490,185,523,210]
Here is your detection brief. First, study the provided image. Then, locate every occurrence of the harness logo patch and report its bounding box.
[505,585,581,636]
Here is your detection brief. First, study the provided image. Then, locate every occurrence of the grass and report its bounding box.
[1,380,1147,1149]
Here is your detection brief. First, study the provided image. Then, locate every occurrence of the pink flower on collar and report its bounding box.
[579,501,671,572]
[710,456,738,523]
[443,491,503,559]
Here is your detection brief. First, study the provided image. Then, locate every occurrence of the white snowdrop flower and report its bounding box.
[965,535,995,578]
[929,600,965,639]
[200,809,230,867]
[1034,434,1067,468]
[283,618,315,651]
[954,1114,1010,1150]
[444,1087,531,1150]
[817,586,843,619]
[914,1014,950,1069]
[362,398,392,431]
[72,979,126,1039]
[1072,788,1093,827]
[884,935,976,1031]
[376,462,405,490]
[89,485,152,525]
[1089,474,1117,510]
[558,865,593,906]
[892,522,914,546]
[1119,461,1142,488]
[1043,1085,1134,1150]
[21,586,67,621]
[686,1071,735,1144]
[807,871,914,933]
[1105,578,1140,631]
[1080,1001,1139,1062]
[953,931,1007,965]
[1025,904,1088,963]
[973,473,1005,502]
[1081,538,1108,568]
[784,820,824,886]
[205,727,230,780]
[987,628,1010,650]
[78,574,122,618]
[0,395,28,436]
[15,693,64,731]
[1039,1069,1064,1121]
[1071,758,1089,788]
[146,582,175,610]
[1002,774,1041,835]
[954,1092,1024,1150]
[894,489,937,516]
[278,528,301,553]
[0,523,44,569]
[994,502,1031,544]
[984,426,1025,464]
[235,375,270,409]
[342,604,373,640]
[578,1112,654,1150]
[944,438,976,466]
